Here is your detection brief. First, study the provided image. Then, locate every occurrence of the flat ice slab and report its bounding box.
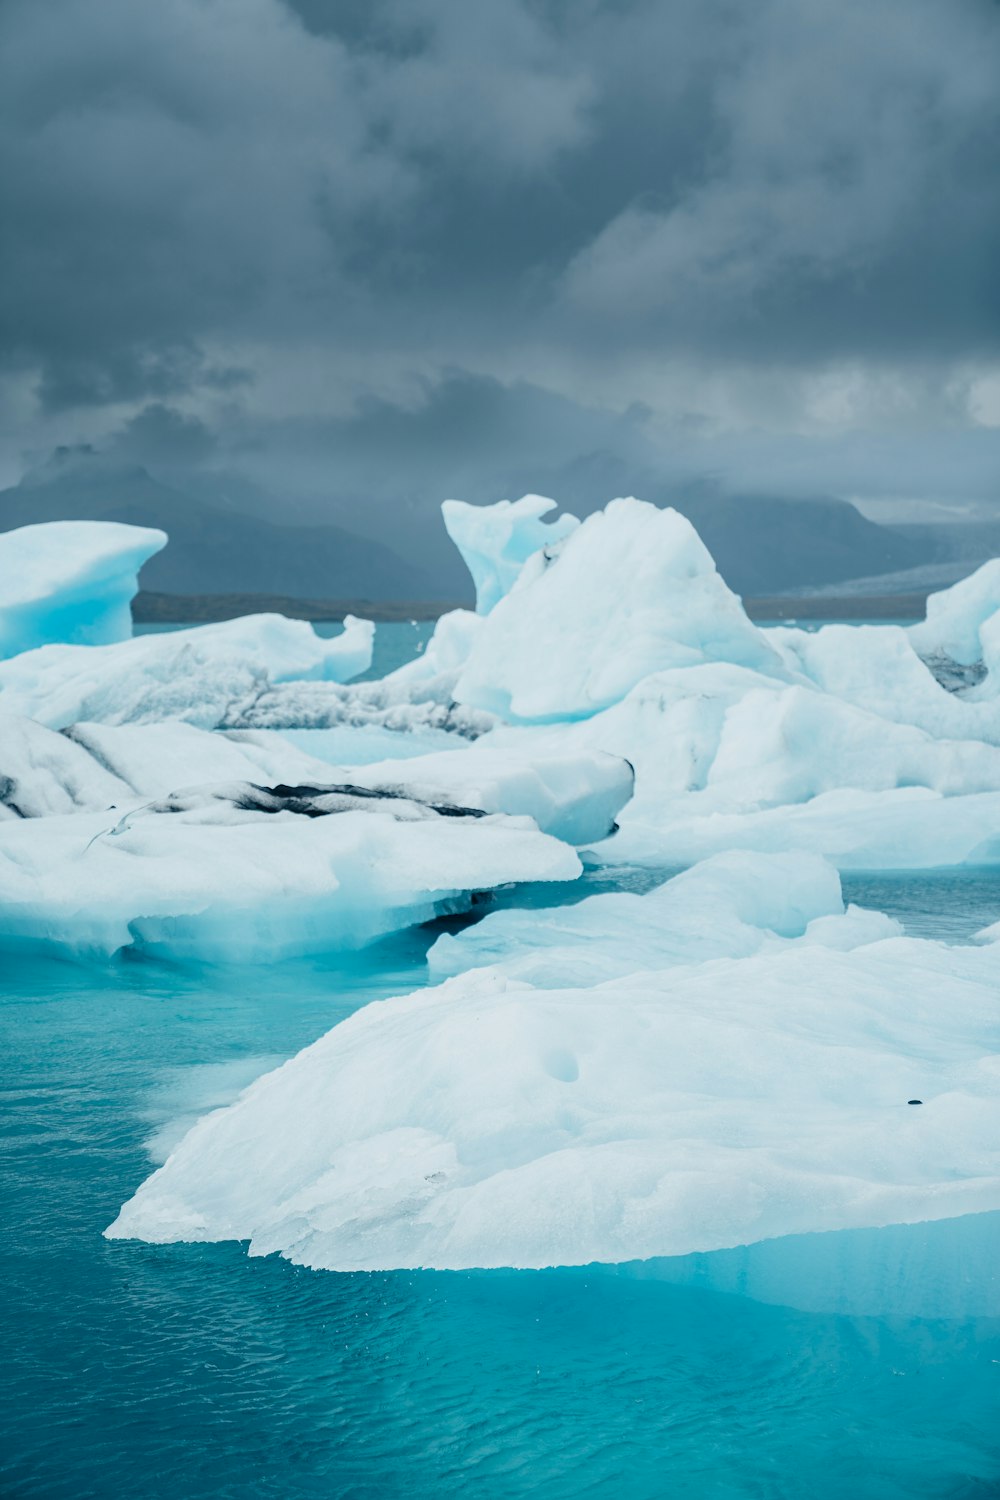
[428,850,899,986]
[0,794,580,961]
[0,520,166,658]
[108,918,1000,1269]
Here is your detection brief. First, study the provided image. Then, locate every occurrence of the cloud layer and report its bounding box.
[1,0,998,518]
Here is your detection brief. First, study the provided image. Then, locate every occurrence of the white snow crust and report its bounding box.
[0,520,165,658]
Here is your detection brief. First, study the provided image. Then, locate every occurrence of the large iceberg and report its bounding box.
[0,520,165,658]
[108,856,1000,1269]
[453,499,788,722]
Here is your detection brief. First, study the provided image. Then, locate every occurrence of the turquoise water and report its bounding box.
[2,872,999,1498]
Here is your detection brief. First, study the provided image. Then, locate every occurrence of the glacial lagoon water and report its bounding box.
[7,620,1000,1496]
[3,865,1000,1499]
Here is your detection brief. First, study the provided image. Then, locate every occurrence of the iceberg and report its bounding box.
[0,520,165,658]
[0,793,580,961]
[453,499,788,723]
[477,661,1000,866]
[441,495,579,614]
[428,850,899,986]
[0,613,374,729]
[107,914,1000,1269]
[765,622,1000,743]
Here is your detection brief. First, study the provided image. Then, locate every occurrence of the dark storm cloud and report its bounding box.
[0,0,998,504]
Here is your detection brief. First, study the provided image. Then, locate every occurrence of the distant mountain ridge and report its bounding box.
[0,457,437,603]
[0,450,944,602]
[669,491,933,597]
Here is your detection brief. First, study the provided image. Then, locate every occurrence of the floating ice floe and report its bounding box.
[0,613,374,729]
[0,705,632,959]
[0,794,581,961]
[107,853,1000,1270]
[0,520,165,658]
[428,849,899,986]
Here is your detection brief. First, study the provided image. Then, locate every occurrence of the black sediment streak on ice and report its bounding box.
[921,652,989,696]
[97,779,490,840]
[60,724,143,794]
[235,781,488,821]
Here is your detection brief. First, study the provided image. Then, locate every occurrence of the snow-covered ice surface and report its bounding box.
[0,520,165,658]
[108,853,1000,1269]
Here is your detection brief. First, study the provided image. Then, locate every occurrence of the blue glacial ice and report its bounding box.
[441,493,579,614]
[0,519,165,658]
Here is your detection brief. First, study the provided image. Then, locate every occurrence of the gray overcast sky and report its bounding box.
[1,0,998,527]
